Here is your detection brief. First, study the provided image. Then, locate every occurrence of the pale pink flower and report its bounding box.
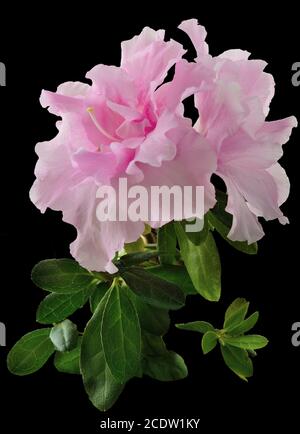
[180,19,297,243]
[30,26,217,272]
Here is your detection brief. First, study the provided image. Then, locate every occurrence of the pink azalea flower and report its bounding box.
[30,26,217,272]
[180,19,297,243]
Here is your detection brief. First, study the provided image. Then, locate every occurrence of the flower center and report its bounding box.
[87,107,119,142]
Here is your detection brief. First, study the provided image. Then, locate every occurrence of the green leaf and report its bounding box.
[224,298,248,321]
[143,224,152,235]
[224,298,249,330]
[124,237,145,253]
[121,267,185,310]
[32,259,100,294]
[81,291,124,412]
[54,337,82,374]
[116,251,158,268]
[208,191,258,255]
[146,265,197,295]
[228,312,259,336]
[142,332,166,356]
[133,296,170,336]
[101,284,141,383]
[7,329,55,375]
[248,349,257,358]
[143,352,188,381]
[208,212,258,255]
[89,281,111,313]
[158,222,177,264]
[175,222,221,301]
[220,345,253,380]
[142,334,187,381]
[176,321,215,334]
[37,287,93,324]
[180,217,209,245]
[202,331,218,354]
[223,335,268,350]
[50,319,78,352]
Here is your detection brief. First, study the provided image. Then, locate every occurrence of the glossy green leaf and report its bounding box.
[175,223,221,301]
[124,237,145,253]
[143,352,188,382]
[224,298,249,330]
[116,251,158,268]
[176,321,215,334]
[142,333,187,381]
[37,287,93,324]
[158,222,177,264]
[146,265,197,295]
[54,337,82,374]
[208,212,258,255]
[89,281,111,313]
[101,285,141,383]
[143,224,152,235]
[133,295,170,336]
[221,345,253,380]
[81,291,124,412]
[50,319,78,352]
[223,335,268,350]
[142,332,166,356]
[7,329,54,375]
[32,259,100,293]
[202,331,218,354]
[228,312,259,336]
[121,267,185,310]
[180,217,209,245]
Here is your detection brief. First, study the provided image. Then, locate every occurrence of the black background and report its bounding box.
[0,4,299,432]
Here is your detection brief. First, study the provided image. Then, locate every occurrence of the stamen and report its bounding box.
[87,107,118,142]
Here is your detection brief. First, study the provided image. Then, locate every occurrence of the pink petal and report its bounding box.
[121,27,166,63]
[31,140,144,272]
[139,126,217,226]
[86,64,138,106]
[178,19,209,58]
[40,81,90,115]
[267,163,290,207]
[227,165,285,222]
[121,26,185,98]
[216,115,297,241]
[106,100,142,121]
[219,50,251,61]
[222,174,265,243]
[40,90,85,115]
[194,43,297,243]
[116,118,151,140]
[155,59,214,113]
[195,81,246,153]
[56,81,90,97]
[66,179,145,273]
[125,112,185,181]
[72,150,118,184]
[30,127,84,212]
[256,117,298,151]
[216,54,275,116]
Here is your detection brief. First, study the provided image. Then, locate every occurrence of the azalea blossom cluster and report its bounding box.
[30,19,297,273]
